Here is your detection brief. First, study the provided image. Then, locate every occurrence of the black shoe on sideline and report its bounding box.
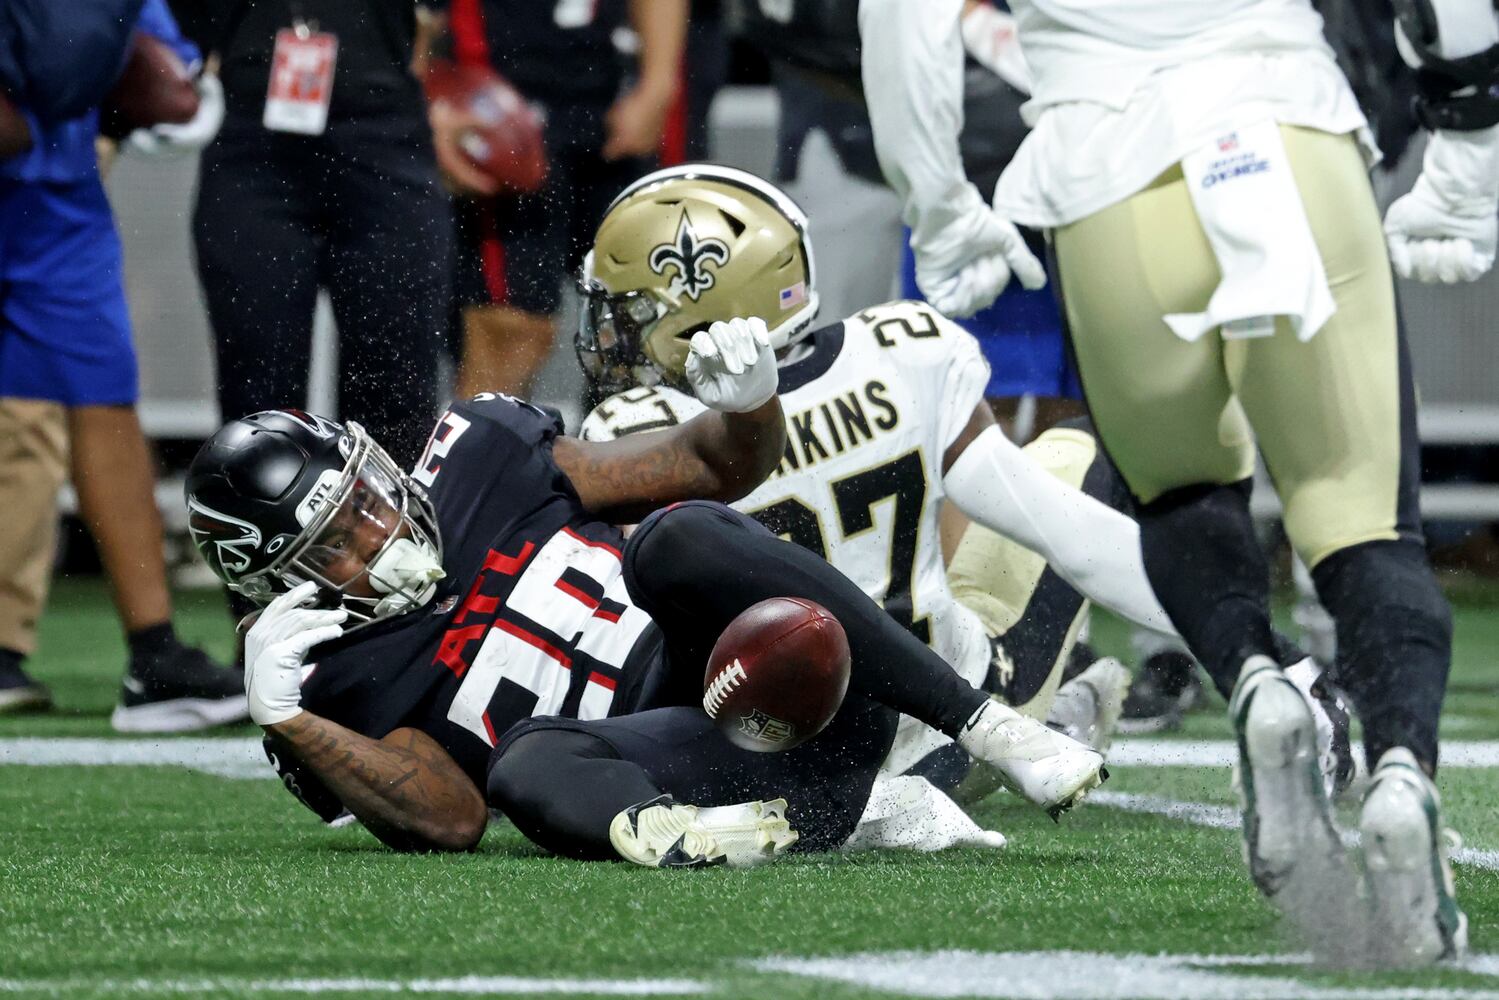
[111,642,248,733]
[0,654,53,714]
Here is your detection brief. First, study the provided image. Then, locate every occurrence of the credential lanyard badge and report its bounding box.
[263,8,338,136]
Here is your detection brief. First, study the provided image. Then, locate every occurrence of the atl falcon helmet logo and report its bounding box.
[649,211,729,302]
[295,468,345,528]
[186,498,263,574]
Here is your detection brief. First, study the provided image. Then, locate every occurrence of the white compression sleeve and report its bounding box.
[858,0,989,248]
[944,425,1176,635]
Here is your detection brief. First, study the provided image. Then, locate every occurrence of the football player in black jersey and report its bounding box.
[186,320,1106,866]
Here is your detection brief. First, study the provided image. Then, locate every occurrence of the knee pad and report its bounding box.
[632,501,733,567]
[627,501,766,599]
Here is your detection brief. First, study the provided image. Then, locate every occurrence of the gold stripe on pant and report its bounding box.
[1053,124,1401,570]
[0,398,68,656]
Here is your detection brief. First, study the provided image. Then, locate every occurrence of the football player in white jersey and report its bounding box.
[574,164,1209,790]
[857,0,1494,965]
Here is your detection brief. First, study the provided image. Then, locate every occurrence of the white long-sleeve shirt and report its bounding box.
[860,0,1373,230]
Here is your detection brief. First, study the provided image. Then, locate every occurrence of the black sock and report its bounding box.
[1313,539,1451,771]
[993,567,1089,705]
[1142,649,1197,698]
[0,647,24,674]
[488,729,661,861]
[127,622,177,663]
[1137,480,1277,700]
[623,502,989,738]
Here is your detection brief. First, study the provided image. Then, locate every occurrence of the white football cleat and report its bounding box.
[608,795,798,868]
[1283,656,1356,799]
[1046,656,1131,754]
[1230,656,1354,918]
[960,697,1106,819]
[1360,747,1468,966]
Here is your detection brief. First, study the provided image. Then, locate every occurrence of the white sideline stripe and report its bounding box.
[5,738,1499,779]
[755,950,1499,999]
[8,960,1499,1000]
[10,739,1495,869]
[0,976,704,995]
[1090,791,1499,872]
[1108,739,1499,769]
[0,737,270,779]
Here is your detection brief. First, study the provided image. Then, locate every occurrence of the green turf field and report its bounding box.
[2,579,1497,999]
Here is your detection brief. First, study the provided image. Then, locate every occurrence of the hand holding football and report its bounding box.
[425,59,547,195]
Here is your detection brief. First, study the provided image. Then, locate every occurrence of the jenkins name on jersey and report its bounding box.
[582,300,995,703]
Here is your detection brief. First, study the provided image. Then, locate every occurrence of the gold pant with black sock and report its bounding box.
[1053,125,1403,571]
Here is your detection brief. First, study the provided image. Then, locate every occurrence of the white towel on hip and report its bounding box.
[1164,119,1337,344]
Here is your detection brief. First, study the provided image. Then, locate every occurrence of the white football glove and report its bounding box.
[913,195,1047,319]
[243,580,346,726]
[684,316,779,413]
[126,72,226,158]
[1384,128,1499,284]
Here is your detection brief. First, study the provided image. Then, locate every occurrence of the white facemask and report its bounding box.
[367,536,446,617]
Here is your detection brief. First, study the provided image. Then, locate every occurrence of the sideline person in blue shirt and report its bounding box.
[0,0,247,730]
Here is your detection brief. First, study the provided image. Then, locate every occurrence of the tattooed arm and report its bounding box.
[265,714,487,853]
[552,399,785,524]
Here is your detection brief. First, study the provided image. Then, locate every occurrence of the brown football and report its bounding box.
[100,32,199,139]
[424,58,547,194]
[702,597,851,753]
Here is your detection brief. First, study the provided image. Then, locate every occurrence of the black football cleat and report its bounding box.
[110,642,249,733]
[1118,650,1202,734]
[0,655,53,714]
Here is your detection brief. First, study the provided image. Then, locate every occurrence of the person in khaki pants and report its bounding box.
[0,400,66,711]
[0,0,247,731]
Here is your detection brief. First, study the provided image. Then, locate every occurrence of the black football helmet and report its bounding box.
[185,410,443,627]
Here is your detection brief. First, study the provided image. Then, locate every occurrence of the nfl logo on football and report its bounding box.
[738,709,796,746]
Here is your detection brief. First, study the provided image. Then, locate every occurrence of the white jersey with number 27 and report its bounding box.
[581,300,994,695]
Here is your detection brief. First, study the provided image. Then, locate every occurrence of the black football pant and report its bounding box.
[194,114,453,470]
[486,501,991,859]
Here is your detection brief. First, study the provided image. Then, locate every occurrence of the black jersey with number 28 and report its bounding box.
[293,393,659,787]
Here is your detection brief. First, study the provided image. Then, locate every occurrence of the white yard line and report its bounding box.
[1108,740,1499,770]
[7,737,1499,778]
[754,950,1499,999]
[6,959,1498,1000]
[0,976,704,996]
[0,737,269,779]
[0,738,1494,867]
[1089,791,1499,872]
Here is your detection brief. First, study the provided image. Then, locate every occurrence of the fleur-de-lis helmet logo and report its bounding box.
[648,210,730,301]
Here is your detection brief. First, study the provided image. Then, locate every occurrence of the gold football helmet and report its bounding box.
[576,164,819,394]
